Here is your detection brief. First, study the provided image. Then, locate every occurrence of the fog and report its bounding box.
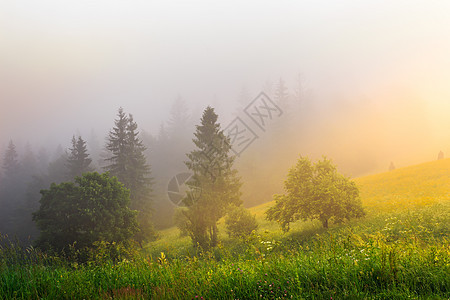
[1,0,450,178]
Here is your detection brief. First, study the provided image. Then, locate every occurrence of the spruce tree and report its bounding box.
[104,108,155,245]
[167,96,191,141]
[0,140,21,234]
[274,77,289,109]
[126,114,154,244]
[67,135,93,179]
[2,140,20,176]
[105,107,129,183]
[22,142,37,177]
[182,106,242,249]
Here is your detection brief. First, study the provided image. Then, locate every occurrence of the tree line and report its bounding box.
[1,77,370,253]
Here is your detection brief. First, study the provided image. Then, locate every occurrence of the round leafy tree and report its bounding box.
[33,172,138,252]
[266,156,365,231]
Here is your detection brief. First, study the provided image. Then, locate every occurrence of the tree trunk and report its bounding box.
[322,218,328,228]
[211,223,218,247]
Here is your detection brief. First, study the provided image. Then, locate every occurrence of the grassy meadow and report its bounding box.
[1,159,449,299]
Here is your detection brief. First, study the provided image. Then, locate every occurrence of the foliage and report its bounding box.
[32,172,138,253]
[183,106,242,249]
[173,208,189,237]
[225,205,258,239]
[66,135,93,179]
[1,201,449,299]
[267,156,365,231]
[104,108,155,245]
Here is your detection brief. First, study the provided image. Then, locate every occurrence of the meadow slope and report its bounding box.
[1,159,449,299]
[151,158,450,251]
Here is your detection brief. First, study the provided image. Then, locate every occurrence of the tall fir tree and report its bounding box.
[0,140,23,238]
[126,114,154,244]
[66,135,93,179]
[167,95,191,141]
[274,77,289,109]
[22,142,37,177]
[2,140,20,177]
[105,107,129,182]
[104,108,155,245]
[182,106,242,249]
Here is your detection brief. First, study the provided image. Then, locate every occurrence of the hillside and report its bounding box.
[2,159,449,299]
[354,158,450,212]
[149,158,450,255]
[248,158,450,216]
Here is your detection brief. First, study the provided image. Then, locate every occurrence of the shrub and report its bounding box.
[225,205,258,239]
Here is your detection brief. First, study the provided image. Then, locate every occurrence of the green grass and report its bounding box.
[1,159,449,299]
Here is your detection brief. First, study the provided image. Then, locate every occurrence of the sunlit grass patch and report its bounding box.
[355,158,450,213]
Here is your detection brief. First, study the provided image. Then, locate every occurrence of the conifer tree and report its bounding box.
[126,114,154,244]
[0,140,21,233]
[105,108,129,182]
[67,135,93,179]
[167,96,191,141]
[22,142,37,177]
[274,77,289,109]
[104,108,155,245]
[2,140,20,176]
[182,106,242,249]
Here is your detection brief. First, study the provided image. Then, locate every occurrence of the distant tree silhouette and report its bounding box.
[67,135,93,179]
[2,140,20,177]
[274,77,289,109]
[167,95,191,142]
[389,162,396,171]
[22,142,38,178]
[0,140,21,236]
[438,151,444,160]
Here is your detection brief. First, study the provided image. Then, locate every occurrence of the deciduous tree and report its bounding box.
[266,156,365,231]
[33,172,138,252]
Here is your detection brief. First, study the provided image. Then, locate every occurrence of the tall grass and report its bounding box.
[1,202,449,299]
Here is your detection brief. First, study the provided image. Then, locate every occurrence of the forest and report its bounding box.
[1,1,450,299]
[1,86,449,298]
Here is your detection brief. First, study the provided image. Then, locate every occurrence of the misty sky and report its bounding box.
[1,0,450,161]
